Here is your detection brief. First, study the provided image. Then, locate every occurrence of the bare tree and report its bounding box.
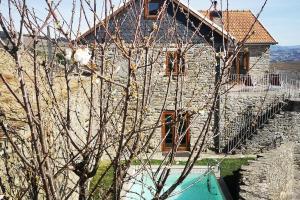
[0,0,271,199]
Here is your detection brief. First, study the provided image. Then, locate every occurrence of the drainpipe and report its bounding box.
[214,52,221,153]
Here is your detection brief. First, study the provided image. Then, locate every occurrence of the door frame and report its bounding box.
[161,110,190,152]
[230,51,250,82]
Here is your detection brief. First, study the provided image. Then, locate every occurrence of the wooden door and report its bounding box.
[161,111,190,151]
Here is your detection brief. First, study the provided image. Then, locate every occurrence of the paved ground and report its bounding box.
[150,151,257,161]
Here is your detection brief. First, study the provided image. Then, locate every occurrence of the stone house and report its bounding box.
[205,10,277,77]
[79,0,277,153]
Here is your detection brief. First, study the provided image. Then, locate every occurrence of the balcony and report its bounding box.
[224,73,300,98]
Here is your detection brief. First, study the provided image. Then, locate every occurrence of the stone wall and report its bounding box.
[293,145,300,200]
[239,142,295,200]
[143,43,217,150]
[82,0,226,153]
[219,91,286,151]
[242,110,300,154]
[237,101,300,199]
[234,100,300,154]
[65,40,217,156]
[247,45,271,77]
[98,43,217,152]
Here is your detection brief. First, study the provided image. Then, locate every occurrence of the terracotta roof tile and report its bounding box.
[200,10,277,44]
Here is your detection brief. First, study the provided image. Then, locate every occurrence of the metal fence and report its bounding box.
[222,96,287,153]
[220,73,300,153]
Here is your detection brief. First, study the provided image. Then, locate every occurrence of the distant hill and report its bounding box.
[271,45,300,63]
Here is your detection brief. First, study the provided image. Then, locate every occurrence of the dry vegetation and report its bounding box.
[0,49,29,128]
[0,49,86,131]
[271,61,300,72]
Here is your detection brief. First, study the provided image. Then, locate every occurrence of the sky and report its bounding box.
[1,0,299,46]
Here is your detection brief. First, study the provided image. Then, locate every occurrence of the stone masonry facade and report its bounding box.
[239,142,295,200]
[85,0,223,153]
[219,91,286,151]
[237,100,300,154]
[98,43,217,152]
[247,45,271,77]
[84,0,273,152]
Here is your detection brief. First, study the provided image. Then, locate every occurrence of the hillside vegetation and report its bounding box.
[271,61,300,72]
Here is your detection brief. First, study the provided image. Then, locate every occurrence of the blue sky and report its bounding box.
[1,0,299,46]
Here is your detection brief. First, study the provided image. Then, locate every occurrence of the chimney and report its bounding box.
[209,1,222,26]
[213,0,218,10]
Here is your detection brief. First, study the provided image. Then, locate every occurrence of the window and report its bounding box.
[229,51,251,84]
[161,111,190,151]
[165,50,185,76]
[144,0,162,19]
[230,51,250,75]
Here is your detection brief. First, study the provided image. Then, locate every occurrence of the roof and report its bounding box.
[201,10,277,45]
[78,0,235,42]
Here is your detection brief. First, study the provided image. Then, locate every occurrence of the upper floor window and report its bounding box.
[230,51,250,75]
[144,0,162,19]
[165,50,185,76]
[229,50,251,85]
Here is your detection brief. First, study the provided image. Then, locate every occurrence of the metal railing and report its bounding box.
[221,96,287,153]
[224,73,300,98]
[220,73,300,153]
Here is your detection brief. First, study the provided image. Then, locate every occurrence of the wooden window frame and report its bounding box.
[161,111,175,151]
[161,110,190,152]
[165,50,186,76]
[236,52,250,74]
[230,51,250,82]
[144,0,162,20]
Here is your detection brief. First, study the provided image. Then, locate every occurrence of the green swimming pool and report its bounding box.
[125,172,225,200]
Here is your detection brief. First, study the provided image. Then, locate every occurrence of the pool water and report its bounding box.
[125,172,225,200]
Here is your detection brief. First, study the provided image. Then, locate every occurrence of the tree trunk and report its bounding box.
[78,178,87,200]
[30,175,39,200]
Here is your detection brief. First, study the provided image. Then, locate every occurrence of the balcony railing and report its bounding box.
[224,73,300,98]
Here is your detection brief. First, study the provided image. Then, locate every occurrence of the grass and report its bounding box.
[89,161,114,200]
[89,157,255,199]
